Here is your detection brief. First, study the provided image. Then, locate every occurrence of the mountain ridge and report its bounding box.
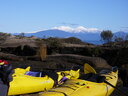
[23,29,101,41]
[12,29,128,45]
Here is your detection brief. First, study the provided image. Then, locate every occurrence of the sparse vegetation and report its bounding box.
[125,34,128,41]
[15,32,25,39]
[91,46,103,56]
[43,37,63,54]
[0,32,11,44]
[84,46,103,57]
[44,37,63,48]
[114,37,123,42]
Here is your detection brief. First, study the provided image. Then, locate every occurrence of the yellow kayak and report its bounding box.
[8,67,80,95]
[39,70,118,96]
[12,66,30,76]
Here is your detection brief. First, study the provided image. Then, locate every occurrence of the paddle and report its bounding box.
[84,64,128,96]
[84,63,96,74]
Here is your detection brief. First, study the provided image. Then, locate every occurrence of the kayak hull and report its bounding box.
[8,68,80,95]
[39,71,118,96]
[8,75,54,95]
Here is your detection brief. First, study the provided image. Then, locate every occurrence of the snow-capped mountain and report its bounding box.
[24,29,101,41]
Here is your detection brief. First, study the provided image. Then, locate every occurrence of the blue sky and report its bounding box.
[0,0,128,33]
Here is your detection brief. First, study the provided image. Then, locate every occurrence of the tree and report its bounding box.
[100,30,113,43]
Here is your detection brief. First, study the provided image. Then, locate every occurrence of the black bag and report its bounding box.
[0,63,14,96]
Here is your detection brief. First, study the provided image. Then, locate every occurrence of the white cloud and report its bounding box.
[52,26,74,32]
[52,26,100,33]
[25,26,100,33]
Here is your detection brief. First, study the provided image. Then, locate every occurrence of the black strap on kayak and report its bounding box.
[104,80,128,96]
[41,71,59,86]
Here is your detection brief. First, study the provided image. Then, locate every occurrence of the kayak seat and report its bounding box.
[79,73,106,83]
[25,71,42,77]
[25,71,58,85]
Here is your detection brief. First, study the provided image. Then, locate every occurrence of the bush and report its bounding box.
[44,37,63,48]
[63,37,84,44]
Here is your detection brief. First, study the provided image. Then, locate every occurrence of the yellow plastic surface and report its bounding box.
[8,75,54,95]
[12,66,30,76]
[8,67,80,95]
[39,71,118,96]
